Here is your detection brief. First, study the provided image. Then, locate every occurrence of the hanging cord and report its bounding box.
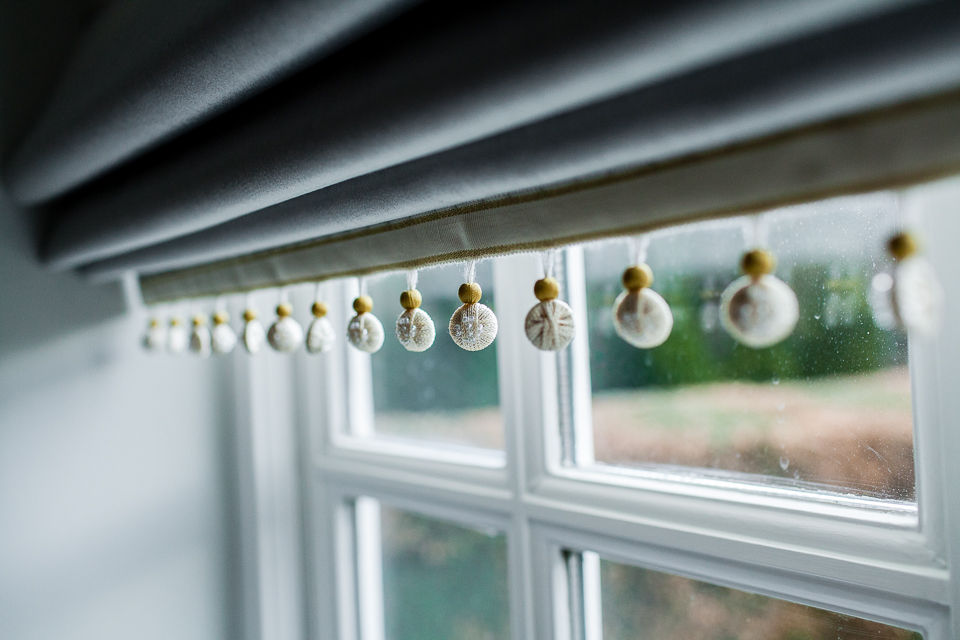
[541,249,557,279]
[279,286,291,305]
[313,281,322,302]
[742,213,769,248]
[406,269,419,291]
[629,234,651,265]
[464,260,477,284]
[357,276,368,298]
[214,294,227,314]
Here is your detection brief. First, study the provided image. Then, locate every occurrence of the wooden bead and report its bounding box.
[170,317,183,327]
[458,282,482,304]
[192,314,206,327]
[353,295,373,314]
[311,301,328,318]
[741,249,776,278]
[622,264,653,291]
[213,311,229,325]
[243,309,257,322]
[888,231,918,261]
[276,303,293,318]
[534,277,559,301]
[149,318,159,328]
[400,289,422,310]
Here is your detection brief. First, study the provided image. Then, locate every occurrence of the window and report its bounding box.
[279,181,959,639]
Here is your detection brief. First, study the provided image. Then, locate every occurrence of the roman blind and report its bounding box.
[5,0,960,304]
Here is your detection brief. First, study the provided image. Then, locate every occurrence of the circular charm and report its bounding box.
[268,316,304,352]
[347,313,385,353]
[525,299,575,351]
[449,303,498,351]
[306,316,336,353]
[242,310,266,354]
[613,288,673,349]
[143,319,166,351]
[397,308,436,352]
[212,323,237,354]
[189,317,212,358]
[892,256,943,336]
[720,274,799,348]
[167,318,189,354]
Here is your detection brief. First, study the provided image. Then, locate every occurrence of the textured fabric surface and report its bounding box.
[137,93,960,304]
[4,0,414,203]
[33,0,913,269]
[84,2,960,282]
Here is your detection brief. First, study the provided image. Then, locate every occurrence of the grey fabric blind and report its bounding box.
[5,0,960,304]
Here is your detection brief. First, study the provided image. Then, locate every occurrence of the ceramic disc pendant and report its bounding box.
[449,282,498,351]
[189,315,212,358]
[871,232,943,336]
[242,309,266,354]
[268,303,304,352]
[612,264,673,349]
[524,277,575,351]
[167,317,189,354]
[396,288,435,352]
[306,302,336,354]
[347,295,385,353]
[143,318,166,351]
[211,312,237,354]
[720,249,798,348]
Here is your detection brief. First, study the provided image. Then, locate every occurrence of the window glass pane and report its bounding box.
[367,260,502,449]
[581,194,914,500]
[600,557,921,639]
[380,505,510,639]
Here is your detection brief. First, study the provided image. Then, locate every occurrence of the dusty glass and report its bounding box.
[599,557,921,640]
[367,260,502,449]
[581,194,914,500]
[380,505,510,640]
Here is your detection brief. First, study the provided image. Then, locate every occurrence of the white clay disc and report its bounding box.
[893,256,943,336]
[268,316,304,352]
[720,274,799,348]
[347,312,385,353]
[449,302,498,351]
[869,272,898,330]
[613,288,673,349]
[396,308,436,352]
[212,323,238,354]
[306,316,337,354]
[168,325,189,354]
[525,299,575,351]
[189,326,212,358]
[243,319,266,354]
[144,325,166,351]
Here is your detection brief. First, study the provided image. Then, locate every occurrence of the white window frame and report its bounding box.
[241,176,960,640]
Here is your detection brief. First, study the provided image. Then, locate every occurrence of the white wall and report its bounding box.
[0,188,242,640]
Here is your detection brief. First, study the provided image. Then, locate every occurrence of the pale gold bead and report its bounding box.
[534,277,560,302]
[622,264,653,291]
[192,314,206,327]
[741,249,776,277]
[213,312,229,325]
[243,309,257,322]
[400,289,422,310]
[170,317,183,327]
[458,282,482,304]
[311,301,328,318]
[149,318,159,328]
[353,295,373,314]
[276,303,293,318]
[888,231,919,261]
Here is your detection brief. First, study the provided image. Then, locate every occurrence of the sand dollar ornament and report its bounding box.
[142,318,166,351]
[449,276,498,351]
[306,301,336,354]
[189,314,212,358]
[167,317,189,354]
[525,276,575,351]
[347,294,385,353]
[613,263,673,349]
[242,308,266,354]
[720,248,798,348]
[870,231,943,337]
[267,303,304,352]
[211,311,238,354]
